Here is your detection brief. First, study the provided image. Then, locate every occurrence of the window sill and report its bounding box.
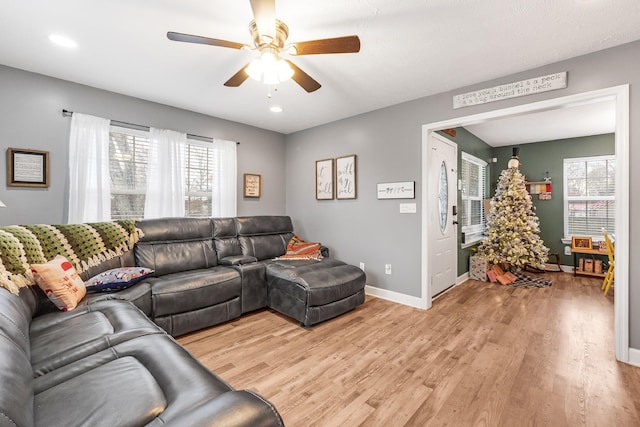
[461,239,483,250]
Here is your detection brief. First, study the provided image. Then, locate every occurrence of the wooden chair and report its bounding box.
[602,229,615,296]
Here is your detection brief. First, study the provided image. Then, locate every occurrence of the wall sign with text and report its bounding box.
[243,173,261,198]
[453,72,567,109]
[377,181,415,199]
[315,158,334,200]
[7,148,49,188]
[336,155,357,199]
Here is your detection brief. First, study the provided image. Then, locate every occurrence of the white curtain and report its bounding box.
[211,139,237,217]
[144,127,187,218]
[68,113,111,223]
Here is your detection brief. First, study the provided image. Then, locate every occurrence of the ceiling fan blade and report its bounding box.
[224,65,251,87]
[290,35,360,55]
[285,60,321,93]
[250,0,276,43]
[167,32,245,50]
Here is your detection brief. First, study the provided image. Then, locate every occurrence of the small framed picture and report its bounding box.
[336,154,357,200]
[571,236,593,250]
[243,173,261,198]
[316,158,334,200]
[7,148,50,188]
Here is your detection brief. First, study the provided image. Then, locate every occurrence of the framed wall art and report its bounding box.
[316,158,334,200]
[571,236,593,250]
[7,148,49,188]
[243,173,261,198]
[336,154,357,199]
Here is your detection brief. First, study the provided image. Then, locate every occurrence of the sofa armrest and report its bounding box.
[219,255,258,266]
[162,390,283,427]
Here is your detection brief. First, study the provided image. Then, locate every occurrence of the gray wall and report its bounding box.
[0,65,287,225]
[285,40,640,345]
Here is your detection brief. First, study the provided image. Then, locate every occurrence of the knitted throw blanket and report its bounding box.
[0,220,141,295]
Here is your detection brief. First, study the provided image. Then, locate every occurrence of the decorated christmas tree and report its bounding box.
[478,149,549,270]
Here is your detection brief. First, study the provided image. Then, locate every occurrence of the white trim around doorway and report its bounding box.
[421,85,630,363]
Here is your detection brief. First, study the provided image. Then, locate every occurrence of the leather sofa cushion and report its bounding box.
[136,240,218,276]
[215,237,243,259]
[83,280,153,317]
[212,217,237,238]
[30,299,164,376]
[235,216,294,260]
[240,235,291,260]
[146,267,241,317]
[136,217,214,242]
[0,331,34,427]
[135,217,218,275]
[34,334,237,424]
[235,216,293,236]
[0,287,36,356]
[35,356,166,427]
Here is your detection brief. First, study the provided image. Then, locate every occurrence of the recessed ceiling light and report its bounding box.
[49,34,77,49]
[270,106,283,113]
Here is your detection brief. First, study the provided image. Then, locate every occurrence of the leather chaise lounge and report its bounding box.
[0,215,365,426]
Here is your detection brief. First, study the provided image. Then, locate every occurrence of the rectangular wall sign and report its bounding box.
[453,72,567,109]
[377,181,415,199]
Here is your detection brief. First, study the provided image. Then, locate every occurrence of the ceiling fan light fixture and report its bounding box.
[246,51,294,84]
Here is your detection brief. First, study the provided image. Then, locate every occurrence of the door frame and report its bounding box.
[421,85,630,363]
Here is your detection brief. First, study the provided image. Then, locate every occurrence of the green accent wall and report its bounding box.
[437,128,493,275]
[490,133,615,266]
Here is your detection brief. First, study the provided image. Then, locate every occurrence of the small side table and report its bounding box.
[571,247,608,278]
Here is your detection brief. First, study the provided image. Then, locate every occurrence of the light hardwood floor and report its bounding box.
[179,273,640,426]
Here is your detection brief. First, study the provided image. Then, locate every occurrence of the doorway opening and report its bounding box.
[421,85,629,363]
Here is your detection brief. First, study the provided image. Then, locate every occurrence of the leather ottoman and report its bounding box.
[266,258,366,326]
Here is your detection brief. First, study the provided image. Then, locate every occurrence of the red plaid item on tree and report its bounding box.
[276,235,323,260]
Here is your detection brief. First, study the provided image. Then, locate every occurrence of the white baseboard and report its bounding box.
[365,285,426,309]
[366,273,469,309]
[457,272,469,285]
[628,348,640,367]
[560,264,573,273]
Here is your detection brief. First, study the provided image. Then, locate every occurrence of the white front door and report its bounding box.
[428,133,458,297]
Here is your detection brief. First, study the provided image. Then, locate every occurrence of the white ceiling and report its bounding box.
[465,99,616,147]
[0,0,638,135]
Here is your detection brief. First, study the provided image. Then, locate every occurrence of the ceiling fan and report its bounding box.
[167,0,360,93]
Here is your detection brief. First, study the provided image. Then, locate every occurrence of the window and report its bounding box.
[185,140,214,217]
[460,152,487,246]
[110,129,149,220]
[564,155,615,239]
[108,127,230,219]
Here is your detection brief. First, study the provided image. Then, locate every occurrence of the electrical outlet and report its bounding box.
[359,262,365,272]
[564,246,571,256]
[385,264,392,275]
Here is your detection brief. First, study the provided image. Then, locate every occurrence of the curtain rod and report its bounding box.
[62,109,239,145]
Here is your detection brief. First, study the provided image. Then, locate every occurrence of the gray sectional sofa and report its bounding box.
[0,215,366,426]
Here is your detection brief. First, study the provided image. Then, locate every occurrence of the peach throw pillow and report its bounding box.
[30,255,86,311]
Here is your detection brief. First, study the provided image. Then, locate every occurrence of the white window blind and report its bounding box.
[185,140,214,217]
[460,152,487,246]
[108,126,235,219]
[110,129,149,220]
[564,155,615,238]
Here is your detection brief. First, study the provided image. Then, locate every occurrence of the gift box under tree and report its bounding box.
[469,255,489,281]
